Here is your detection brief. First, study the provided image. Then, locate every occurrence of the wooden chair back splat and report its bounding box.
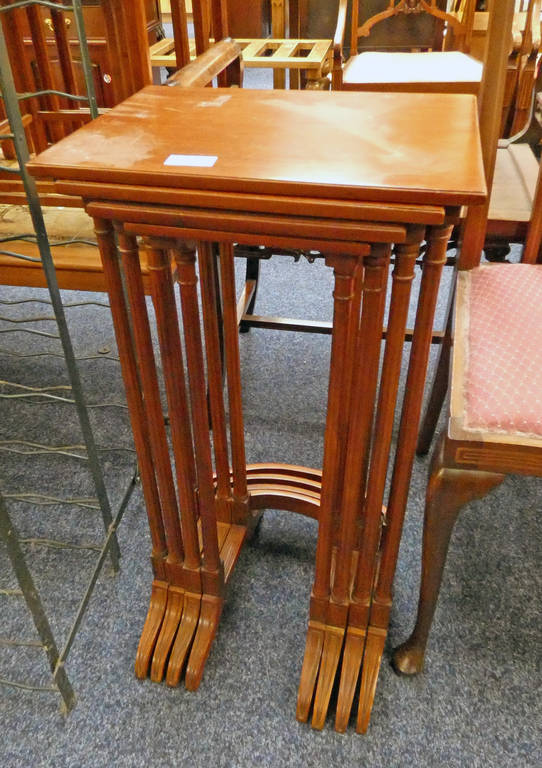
[351,0,473,53]
[472,0,541,137]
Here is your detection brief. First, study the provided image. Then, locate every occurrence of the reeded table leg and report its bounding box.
[312,247,391,731]
[173,241,224,691]
[144,240,203,686]
[93,218,169,679]
[357,223,452,733]
[334,226,423,732]
[115,225,186,684]
[297,251,362,726]
[332,245,390,732]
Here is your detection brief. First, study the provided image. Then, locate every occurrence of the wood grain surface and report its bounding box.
[28,87,486,206]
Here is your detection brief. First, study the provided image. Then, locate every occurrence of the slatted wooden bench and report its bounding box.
[150,36,332,88]
[0,239,160,294]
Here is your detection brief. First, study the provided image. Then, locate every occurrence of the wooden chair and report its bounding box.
[0,0,154,291]
[332,0,482,93]
[411,135,542,454]
[501,0,541,137]
[483,139,541,259]
[0,37,243,293]
[468,1,542,137]
[392,248,542,678]
[392,0,542,677]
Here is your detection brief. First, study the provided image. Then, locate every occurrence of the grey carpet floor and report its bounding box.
[1,69,541,768]
[1,253,540,768]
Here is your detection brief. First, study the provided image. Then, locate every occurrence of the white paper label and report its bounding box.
[164,154,218,167]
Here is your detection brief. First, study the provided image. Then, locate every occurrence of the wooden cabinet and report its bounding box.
[22,0,162,108]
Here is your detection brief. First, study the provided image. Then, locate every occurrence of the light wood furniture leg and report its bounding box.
[198,241,233,524]
[332,245,390,732]
[416,286,455,456]
[312,246,391,730]
[218,243,251,524]
[173,242,226,690]
[272,0,286,88]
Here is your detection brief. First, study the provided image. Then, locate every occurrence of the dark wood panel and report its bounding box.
[296,0,447,55]
[226,0,270,38]
[353,0,448,51]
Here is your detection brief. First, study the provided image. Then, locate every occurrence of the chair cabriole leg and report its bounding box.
[393,433,505,676]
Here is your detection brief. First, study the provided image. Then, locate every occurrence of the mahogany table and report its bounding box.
[28,86,485,732]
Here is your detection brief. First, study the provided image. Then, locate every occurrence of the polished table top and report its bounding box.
[28,87,486,208]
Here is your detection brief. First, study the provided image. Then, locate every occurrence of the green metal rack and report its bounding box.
[0,0,135,712]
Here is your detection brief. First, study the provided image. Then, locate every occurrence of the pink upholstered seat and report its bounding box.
[451,264,542,441]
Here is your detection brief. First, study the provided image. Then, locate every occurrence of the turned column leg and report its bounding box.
[115,226,187,683]
[393,434,505,676]
[354,223,452,732]
[338,225,423,734]
[92,218,169,680]
[173,241,226,692]
[173,242,221,577]
[198,241,233,523]
[296,251,361,725]
[332,244,390,733]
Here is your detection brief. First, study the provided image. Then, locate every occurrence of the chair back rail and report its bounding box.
[351,0,474,54]
[332,0,481,93]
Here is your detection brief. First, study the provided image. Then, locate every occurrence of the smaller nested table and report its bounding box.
[28,86,485,732]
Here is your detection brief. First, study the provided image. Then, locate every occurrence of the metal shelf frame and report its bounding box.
[0,0,135,711]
